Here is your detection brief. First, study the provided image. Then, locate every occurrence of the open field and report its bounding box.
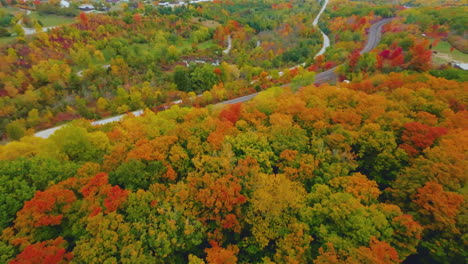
[0,35,15,44]
[28,12,75,27]
[190,17,221,29]
[432,39,468,64]
[196,39,216,50]
[0,7,75,44]
[0,6,21,14]
[178,39,217,51]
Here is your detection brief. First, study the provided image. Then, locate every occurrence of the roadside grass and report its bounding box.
[0,7,74,45]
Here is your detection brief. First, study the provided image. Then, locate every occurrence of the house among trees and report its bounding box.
[452,61,468,71]
[78,4,95,12]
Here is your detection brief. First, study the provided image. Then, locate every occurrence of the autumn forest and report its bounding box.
[0,0,466,263]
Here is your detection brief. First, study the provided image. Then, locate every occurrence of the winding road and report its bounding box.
[313,0,330,58]
[360,18,394,54]
[33,7,394,139]
[313,17,394,85]
[222,17,394,104]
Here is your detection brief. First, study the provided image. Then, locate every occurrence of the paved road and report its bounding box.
[313,66,339,84]
[223,35,232,55]
[360,18,394,54]
[219,93,259,105]
[34,109,146,138]
[313,0,330,58]
[310,17,394,85]
[221,17,394,104]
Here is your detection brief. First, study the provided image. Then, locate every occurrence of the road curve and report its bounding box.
[360,18,394,54]
[222,35,232,55]
[313,66,338,84]
[311,17,394,85]
[313,0,330,58]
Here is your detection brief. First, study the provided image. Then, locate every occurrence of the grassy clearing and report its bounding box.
[1,7,75,27]
[0,35,15,44]
[179,39,217,51]
[190,17,221,29]
[178,40,192,51]
[197,40,216,50]
[29,12,75,27]
[432,39,468,64]
[0,6,22,14]
[201,19,221,29]
[0,7,74,45]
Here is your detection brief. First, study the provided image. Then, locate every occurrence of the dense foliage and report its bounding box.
[1,70,466,263]
[1,0,467,263]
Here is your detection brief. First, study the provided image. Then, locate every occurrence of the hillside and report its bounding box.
[0,0,467,263]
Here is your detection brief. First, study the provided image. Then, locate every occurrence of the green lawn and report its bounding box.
[197,40,216,50]
[179,39,217,51]
[0,8,75,45]
[0,6,21,14]
[178,40,193,51]
[28,12,75,27]
[432,39,468,64]
[1,7,76,27]
[0,35,15,44]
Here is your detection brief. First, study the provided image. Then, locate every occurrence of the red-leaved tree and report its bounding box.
[10,237,73,264]
[399,122,448,156]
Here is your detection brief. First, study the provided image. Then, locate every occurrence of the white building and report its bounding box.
[60,0,70,8]
[453,62,468,71]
